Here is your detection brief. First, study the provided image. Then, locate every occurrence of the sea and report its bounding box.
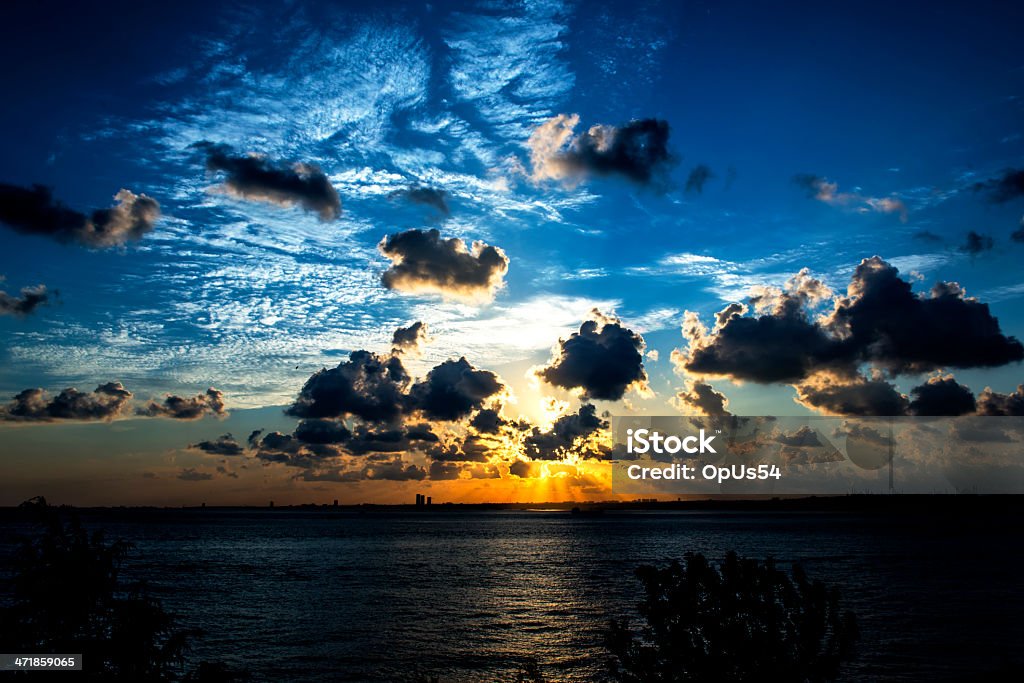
[2,506,1022,682]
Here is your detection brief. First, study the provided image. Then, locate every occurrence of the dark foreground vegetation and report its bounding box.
[0,497,246,682]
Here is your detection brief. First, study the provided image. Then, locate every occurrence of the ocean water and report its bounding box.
[2,508,1022,682]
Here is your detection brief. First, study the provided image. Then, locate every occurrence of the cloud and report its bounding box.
[794,373,909,416]
[977,384,1024,416]
[527,114,675,188]
[685,164,714,194]
[407,358,504,421]
[389,186,449,215]
[178,468,214,481]
[286,350,410,423]
[792,174,907,222]
[908,375,977,416]
[378,228,509,303]
[677,257,1024,385]
[391,321,432,356]
[293,418,352,444]
[0,184,160,247]
[136,388,227,420]
[536,310,648,401]
[523,404,609,460]
[0,382,132,422]
[972,168,1024,203]
[674,380,732,416]
[1012,218,1024,244]
[190,434,245,456]
[0,281,48,316]
[196,142,341,220]
[960,231,994,255]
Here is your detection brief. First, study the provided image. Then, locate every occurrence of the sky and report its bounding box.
[1,0,1023,506]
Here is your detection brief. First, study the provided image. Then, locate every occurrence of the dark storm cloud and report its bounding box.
[177,468,214,481]
[528,115,675,188]
[391,321,431,355]
[0,382,132,422]
[972,168,1024,203]
[976,384,1024,416]
[0,184,159,247]
[685,164,714,194]
[960,231,994,255]
[792,174,825,198]
[681,257,1024,384]
[195,142,341,220]
[794,375,909,417]
[378,228,509,303]
[675,381,731,416]
[523,404,609,460]
[407,358,504,421]
[908,376,977,416]
[189,434,245,456]
[537,311,648,401]
[287,350,411,423]
[390,186,450,215]
[136,388,226,420]
[0,282,48,316]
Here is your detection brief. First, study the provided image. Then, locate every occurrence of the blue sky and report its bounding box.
[1,0,1022,503]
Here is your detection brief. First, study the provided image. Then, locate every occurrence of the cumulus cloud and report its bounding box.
[0,184,160,247]
[794,373,909,416]
[378,228,509,303]
[287,350,411,423]
[685,164,714,194]
[190,434,245,456]
[536,310,648,401]
[391,321,432,356]
[0,382,132,422]
[677,257,1023,386]
[527,114,674,188]
[675,380,732,416]
[977,384,1024,416]
[408,357,504,421]
[972,168,1024,203]
[908,375,977,416]
[792,174,907,222]
[389,186,450,215]
[196,142,341,220]
[523,403,609,460]
[136,388,227,420]
[0,281,48,316]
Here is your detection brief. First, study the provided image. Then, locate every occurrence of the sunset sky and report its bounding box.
[1,0,1023,505]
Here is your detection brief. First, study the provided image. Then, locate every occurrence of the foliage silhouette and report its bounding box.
[0,497,247,682]
[605,552,858,683]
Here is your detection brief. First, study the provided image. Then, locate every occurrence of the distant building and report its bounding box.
[333,499,339,507]
[415,493,424,506]
[426,496,432,506]
[269,501,274,508]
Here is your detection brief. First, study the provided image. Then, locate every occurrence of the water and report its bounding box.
[2,508,1022,681]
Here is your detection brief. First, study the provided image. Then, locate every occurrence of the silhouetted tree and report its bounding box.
[606,552,858,683]
[0,497,246,682]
